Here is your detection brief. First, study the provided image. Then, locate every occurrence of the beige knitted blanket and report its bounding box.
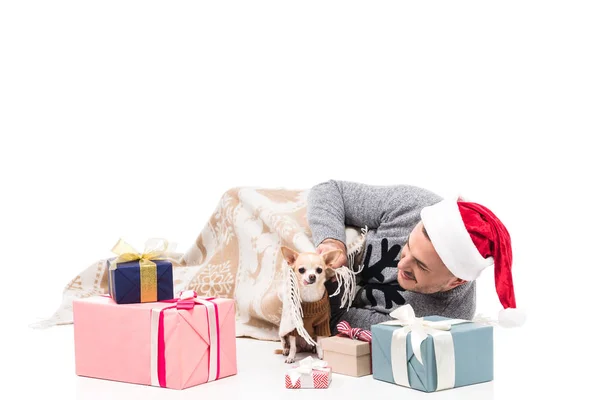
[32,187,366,341]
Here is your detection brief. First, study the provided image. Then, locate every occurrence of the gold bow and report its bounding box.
[109,238,172,302]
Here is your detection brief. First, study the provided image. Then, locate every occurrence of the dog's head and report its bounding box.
[281,246,343,287]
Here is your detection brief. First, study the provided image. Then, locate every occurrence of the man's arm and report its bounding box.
[307,180,434,248]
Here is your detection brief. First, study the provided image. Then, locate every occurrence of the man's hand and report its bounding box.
[316,238,347,269]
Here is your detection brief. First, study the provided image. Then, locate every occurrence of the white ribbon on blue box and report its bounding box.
[371,305,494,392]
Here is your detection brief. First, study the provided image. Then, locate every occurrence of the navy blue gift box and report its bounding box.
[107,258,174,304]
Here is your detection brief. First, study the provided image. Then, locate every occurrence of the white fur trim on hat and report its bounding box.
[498,308,526,328]
[420,199,494,281]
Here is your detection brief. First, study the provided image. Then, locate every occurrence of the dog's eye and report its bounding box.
[298,267,306,274]
[316,267,323,274]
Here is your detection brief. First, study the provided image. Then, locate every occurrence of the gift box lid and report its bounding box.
[320,336,371,356]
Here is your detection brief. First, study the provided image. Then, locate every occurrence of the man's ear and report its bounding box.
[321,249,343,268]
[447,277,468,290]
[281,246,299,266]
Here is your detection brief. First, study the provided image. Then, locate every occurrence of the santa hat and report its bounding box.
[420,198,525,327]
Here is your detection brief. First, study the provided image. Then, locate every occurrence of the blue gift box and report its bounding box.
[107,259,174,304]
[371,316,493,392]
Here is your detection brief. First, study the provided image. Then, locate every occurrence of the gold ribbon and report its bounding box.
[109,238,171,303]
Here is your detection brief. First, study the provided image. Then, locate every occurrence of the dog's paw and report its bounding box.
[282,348,290,356]
[285,356,295,364]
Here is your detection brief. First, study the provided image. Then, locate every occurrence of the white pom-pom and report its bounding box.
[498,308,526,328]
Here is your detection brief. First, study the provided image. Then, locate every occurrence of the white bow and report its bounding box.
[380,305,467,364]
[288,356,329,387]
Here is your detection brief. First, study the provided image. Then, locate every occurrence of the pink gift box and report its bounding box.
[73,294,237,390]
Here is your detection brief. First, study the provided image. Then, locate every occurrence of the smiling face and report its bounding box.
[397,222,467,294]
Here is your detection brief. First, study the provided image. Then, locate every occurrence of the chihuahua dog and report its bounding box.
[277,246,342,363]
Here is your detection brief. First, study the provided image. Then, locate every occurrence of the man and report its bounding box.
[307,180,523,333]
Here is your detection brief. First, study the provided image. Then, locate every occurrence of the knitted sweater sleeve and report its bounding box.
[307,179,439,247]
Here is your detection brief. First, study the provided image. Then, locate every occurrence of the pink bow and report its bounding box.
[336,320,372,342]
[160,290,215,310]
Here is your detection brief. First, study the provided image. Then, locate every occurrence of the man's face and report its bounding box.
[397,221,465,294]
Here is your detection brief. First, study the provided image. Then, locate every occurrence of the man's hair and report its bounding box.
[422,225,431,241]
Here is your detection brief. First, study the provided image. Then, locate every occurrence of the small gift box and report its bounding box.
[107,238,175,304]
[73,290,237,390]
[321,321,372,377]
[371,305,493,393]
[285,357,332,389]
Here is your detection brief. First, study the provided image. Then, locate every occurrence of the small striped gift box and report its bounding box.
[285,357,332,389]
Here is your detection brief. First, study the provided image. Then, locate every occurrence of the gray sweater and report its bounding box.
[307,180,476,333]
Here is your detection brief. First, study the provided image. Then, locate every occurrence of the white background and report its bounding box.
[1,1,598,398]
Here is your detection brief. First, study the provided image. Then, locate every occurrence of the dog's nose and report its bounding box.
[308,274,316,282]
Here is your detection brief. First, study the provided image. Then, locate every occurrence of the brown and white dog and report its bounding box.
[277,246,342,363]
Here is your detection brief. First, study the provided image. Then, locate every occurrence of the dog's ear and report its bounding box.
[321,249,343,268]
[325,266,336,280]
[281,246,299,266]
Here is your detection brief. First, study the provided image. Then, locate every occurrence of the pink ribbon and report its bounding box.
[336,320,372,343]
[152,290,221,387]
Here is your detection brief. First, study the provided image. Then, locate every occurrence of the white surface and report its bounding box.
[11,323,532,399]
[2,1,599,399]
[9,318,588,398]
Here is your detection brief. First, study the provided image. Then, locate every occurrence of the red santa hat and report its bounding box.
[420,198,525,327]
